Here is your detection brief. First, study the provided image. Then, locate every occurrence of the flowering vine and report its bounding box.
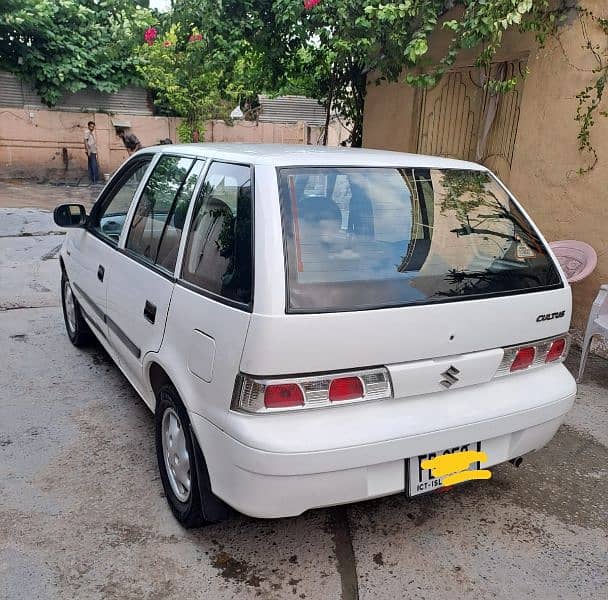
[144,26,157,46]
[136,23,232,143]
[303,0,320,11]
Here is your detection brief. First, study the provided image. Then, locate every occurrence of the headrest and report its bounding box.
[298,196,341,226]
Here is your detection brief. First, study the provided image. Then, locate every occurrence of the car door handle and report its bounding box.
[97,264,105,282]
[144,300,157,324]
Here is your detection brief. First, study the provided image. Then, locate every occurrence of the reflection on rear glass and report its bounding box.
[278,167,562,312]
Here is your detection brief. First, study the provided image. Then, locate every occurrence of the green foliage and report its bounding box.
[169,0,315,102]
[0,0,154,106]
[168,1,573,147]
[176,121,196,143]
[135,24,234,141]
[395,1,556,90]
[572,7,608,174]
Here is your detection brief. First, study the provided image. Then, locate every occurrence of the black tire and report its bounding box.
[61,272,92,347]
[155,384,229,528]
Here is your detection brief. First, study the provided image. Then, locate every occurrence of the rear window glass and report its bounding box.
[278,167,562,312]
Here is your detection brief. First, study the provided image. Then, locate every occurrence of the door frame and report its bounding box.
[115,152,211,280]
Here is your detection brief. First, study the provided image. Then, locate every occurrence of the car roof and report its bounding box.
[144,143,485,170]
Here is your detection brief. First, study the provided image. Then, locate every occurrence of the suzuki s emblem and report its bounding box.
[440,366,460,389]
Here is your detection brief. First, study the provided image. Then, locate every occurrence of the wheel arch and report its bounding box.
[145,358,190,414]
[149,361,172,397]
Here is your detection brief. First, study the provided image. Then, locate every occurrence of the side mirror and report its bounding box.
[53,204,87,228]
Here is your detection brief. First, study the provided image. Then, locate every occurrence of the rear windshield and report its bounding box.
[278,167,562,312]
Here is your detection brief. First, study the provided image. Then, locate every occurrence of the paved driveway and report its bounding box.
[1,182,607,599]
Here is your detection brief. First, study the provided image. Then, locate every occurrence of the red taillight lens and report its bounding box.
[546,338,566,363]
[510,346,535,372]
[329,377,364,402]
[233,368,391,413]
[264,384,304,408]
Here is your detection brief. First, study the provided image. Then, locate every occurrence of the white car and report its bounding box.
[54,143,576,526]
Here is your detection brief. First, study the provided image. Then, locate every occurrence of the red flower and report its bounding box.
[163,40,172,47]
[188,33,203,43]
[303,0,320,9]
[144,27,157,46]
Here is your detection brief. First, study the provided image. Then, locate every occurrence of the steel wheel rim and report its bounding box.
[161,406,191,502]
[64,280,77,334]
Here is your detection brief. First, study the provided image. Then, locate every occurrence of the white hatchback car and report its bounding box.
[54,144,576,526]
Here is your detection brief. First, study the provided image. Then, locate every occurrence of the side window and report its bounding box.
[155,163,201,271]
[182,162,253,305]
[92,158,152,243]
[126,155,196,271]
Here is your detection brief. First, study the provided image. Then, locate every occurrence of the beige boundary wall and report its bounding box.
[0,110,179,180]
[0,109,348,181]
[362,0,608,345]
[204,118,348,147]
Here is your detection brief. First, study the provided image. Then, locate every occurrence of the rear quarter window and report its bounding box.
[181,161,253,306]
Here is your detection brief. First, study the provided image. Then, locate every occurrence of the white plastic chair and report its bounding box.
[578,285,608,382]
[549,240,597,283]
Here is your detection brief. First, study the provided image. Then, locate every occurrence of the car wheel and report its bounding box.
[61,272,92,347]
[155,384,229,528]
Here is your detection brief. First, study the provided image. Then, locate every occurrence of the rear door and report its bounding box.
[161,160,254,428]
[105,154,204,390]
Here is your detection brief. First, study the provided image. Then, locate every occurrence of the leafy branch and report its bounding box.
[573,8,608,174]
[0,0,154,106]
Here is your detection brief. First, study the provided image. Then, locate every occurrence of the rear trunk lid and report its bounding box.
[241,286,570,393]
[241,164,570,395]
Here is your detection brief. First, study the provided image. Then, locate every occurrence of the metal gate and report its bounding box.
[416,60,527,182]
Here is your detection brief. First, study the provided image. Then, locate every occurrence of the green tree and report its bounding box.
[135,24,239,140]
[169,0,563,146]
[168,1,315,99]
[0,0,153,106]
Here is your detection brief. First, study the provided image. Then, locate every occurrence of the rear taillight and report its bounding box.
[264,384,304,408]
[329,377,364,402]
[232,367,392,413]
[510,347,535,372]
[546,338,566,363]
[496,335,570,377]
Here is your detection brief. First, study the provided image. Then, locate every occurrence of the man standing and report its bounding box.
[116,128,142,154]
[84,121,100,184]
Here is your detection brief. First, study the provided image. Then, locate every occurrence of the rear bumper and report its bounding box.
[190,365,576,518]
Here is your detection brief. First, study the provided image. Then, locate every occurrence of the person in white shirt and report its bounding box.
[84,121,100,184]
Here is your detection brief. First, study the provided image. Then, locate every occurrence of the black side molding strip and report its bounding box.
[107,316,141,359]
[71,282,141,359]
[79,306,107,340]
[72,282,104,322]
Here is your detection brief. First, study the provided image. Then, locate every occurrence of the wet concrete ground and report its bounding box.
[1,182,607,599]
[0,180,100,211]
